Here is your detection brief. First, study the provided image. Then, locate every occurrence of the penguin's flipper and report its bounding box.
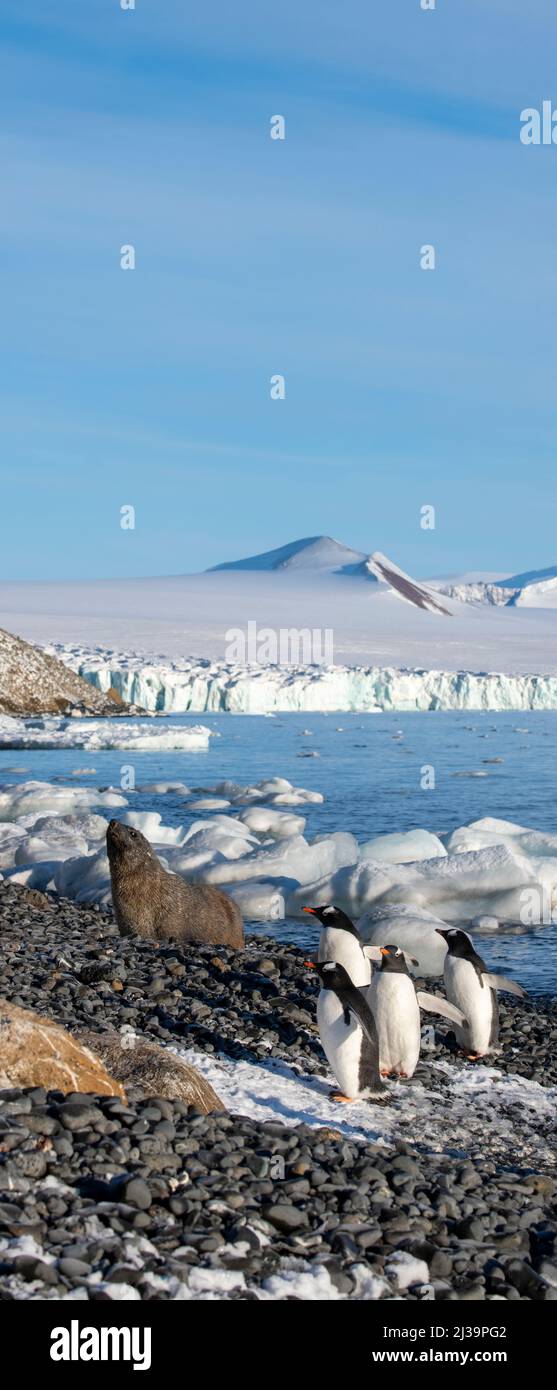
[416,991,468,1028]
[341,987,381,1056]
[482,973,526,997]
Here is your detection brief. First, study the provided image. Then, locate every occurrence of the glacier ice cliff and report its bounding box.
[52,646,557,714]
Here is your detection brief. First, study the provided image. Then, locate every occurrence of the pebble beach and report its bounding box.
[1,882,556,1303]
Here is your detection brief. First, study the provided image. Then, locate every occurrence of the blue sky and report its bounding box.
[1,0,556,581]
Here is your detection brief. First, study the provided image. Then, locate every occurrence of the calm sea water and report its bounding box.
[2,710,556,994]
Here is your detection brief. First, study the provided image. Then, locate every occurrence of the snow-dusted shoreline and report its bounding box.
[2,884,556,1304]
[178,1046,557,1168]
[50,645,557,713]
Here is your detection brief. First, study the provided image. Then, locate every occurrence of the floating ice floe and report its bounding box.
[136,782,191,795]
[0,716,213,752]
[187,798,231,811]
[195,777,324,808]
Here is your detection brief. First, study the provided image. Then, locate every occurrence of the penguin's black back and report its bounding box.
[316,962,383,1094]
[331,977,382,1092]
[359,1031,379,1094]
[489,988,500,1047]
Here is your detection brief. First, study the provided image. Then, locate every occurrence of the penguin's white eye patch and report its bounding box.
[323,907,334,916]
[395,947,402,956]
[323,962,335,972]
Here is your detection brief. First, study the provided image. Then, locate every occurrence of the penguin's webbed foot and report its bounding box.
[380,1069,392,1077]
[329,1090,354,1103]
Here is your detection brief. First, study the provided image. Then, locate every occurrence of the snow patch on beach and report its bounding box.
[175,1047,557,1166]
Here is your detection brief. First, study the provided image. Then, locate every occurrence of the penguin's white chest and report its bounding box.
[318,928,371,988]
[370,974,420,1077]
[317,989,365,1098]
[444,957,493,1053]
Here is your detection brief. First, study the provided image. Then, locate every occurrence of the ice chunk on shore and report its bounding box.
[358,905,449,976]
[4,861,60,892]
[3,778,557,941]
[0,781,127,821]
[360,829,447,863]
[202,832,358,890]
[237,807,306,840]
[54,846,113,904]
[0,823,27,869]
[224,882,286,921]
[120,811,188,847]
[289,842,556,934]
[446,817,557,860]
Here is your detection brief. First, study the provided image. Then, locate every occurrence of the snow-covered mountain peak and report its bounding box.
[208,535,369,574]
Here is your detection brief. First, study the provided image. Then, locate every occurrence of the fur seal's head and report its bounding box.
[107,819,154,867]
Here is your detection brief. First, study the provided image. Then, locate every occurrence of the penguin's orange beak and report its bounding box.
[302,906,317,915]
[304,960,316,969]
[380,947,391,956]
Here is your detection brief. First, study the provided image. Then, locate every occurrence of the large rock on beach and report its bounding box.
[78,1030,225,1111]
[0,1000,126,1098]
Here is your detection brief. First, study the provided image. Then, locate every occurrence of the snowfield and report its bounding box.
[2,534,557,711]
[1,778,555,958]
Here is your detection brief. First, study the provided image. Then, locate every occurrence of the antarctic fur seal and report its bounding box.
[106,819,244,949]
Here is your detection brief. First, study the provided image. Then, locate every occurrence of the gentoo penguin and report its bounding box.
[311,960,385,1103]
[436,928,526,1058]
[370,944,468,1079]
[302,905,380,988]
